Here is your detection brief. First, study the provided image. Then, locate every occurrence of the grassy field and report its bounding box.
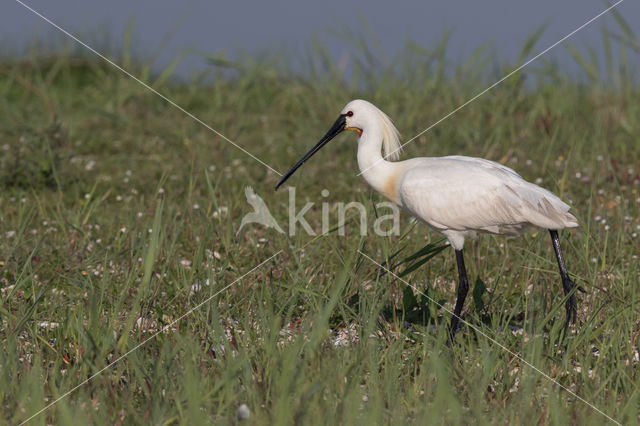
[1,27,639,425]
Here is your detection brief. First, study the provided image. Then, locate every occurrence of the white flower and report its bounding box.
[237,404,250,420]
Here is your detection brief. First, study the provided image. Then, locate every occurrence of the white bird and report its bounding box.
[276,99,582,337]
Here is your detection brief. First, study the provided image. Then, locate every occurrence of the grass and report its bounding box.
[1,23,639,425]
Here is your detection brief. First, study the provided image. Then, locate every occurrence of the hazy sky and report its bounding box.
[2,1,639,78]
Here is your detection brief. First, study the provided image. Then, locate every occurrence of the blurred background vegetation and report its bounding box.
[0,13,639,425]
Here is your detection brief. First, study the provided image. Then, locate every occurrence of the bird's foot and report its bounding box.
[562,276,580,332]
[563,294,577,332]
[446,316,463,345]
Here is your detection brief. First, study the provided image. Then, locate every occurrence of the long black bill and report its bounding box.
[275,114,347,190]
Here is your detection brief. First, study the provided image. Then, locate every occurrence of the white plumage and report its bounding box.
[276,99,583,336]
[345,99,577,249]
[397,156,578,249]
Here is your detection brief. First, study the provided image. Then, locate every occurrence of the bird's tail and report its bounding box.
[524,191,578,230]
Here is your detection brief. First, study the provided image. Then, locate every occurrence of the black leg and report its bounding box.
[549,230,583,332]
[448,249,470,340]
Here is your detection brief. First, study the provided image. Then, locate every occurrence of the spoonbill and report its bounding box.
[275,99,582,336]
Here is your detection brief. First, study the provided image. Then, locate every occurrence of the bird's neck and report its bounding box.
[357,129,401,204]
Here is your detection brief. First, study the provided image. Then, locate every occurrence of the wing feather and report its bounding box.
[398,157,577,234]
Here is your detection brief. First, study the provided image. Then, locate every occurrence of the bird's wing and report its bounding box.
[443,155,524,179]
[398,158,577,233]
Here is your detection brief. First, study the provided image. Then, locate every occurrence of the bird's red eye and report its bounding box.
[346,111,354,117]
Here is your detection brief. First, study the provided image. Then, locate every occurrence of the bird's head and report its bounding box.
[275,99,401,190]
[340,99,370,137]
